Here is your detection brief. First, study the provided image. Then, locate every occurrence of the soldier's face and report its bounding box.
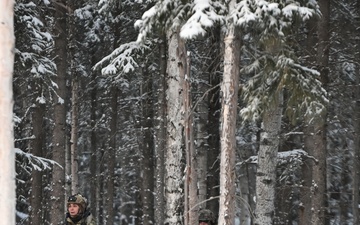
[199,221,209,225]
[68,203,80,217]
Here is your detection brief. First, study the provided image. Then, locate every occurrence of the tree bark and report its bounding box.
[218,1,240,223]
[353,1,360,223]
[154,32,167,225]
[90,70,98,221]
[105,85,117,225]
[67,0,79,195]
[306,1,330,224]
[183,52,198,225]
[164,25,185,225]
[50,0,67,223]
[299,18,317,225]
[29,99,45,225]
[70,76,79,194]
[140,65,155,225]
[0,0,15,223]
[254,90,283,225]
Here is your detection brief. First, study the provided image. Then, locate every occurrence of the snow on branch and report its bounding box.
[239,149,316,166]
[180,0,225,39]
[240,54,328,123]
[234,0,320,35]
[93,41,148,77]
[15,148,62,171]
[135,1,186,43]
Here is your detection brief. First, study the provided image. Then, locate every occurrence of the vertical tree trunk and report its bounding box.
[90,70,98,220]
[106,1,122,222]
[140,65,155,225]
[106,85,117,225]
[307,1,330,224]
[154,33,167,225]
[165,25,185,225]
[183,52,198,225]
[299,18,317,225]
[0,0,15,223]
[29,100,45,225]
[218,1,240,223]
[97,147,105,225]
[254,90,283,225]
[70,77,79,194]
[353,1,360,223]
[238,139,254,225]
[50,1,67,224]
[67,0,79,195]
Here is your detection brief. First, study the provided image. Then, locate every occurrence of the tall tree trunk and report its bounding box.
[183,53,198,225]
[0,0,15,223]
[254,90,283,225]
[50,1,67,224]
[106,1,122,222]
[154,33,167,225]
[307,0,330,224]
[68,0,79,195]
[90,70,98,221]
[353,1,360,223]
[299,18,317,225]
[140,65,155,225]
[29,99,45,225]
[238,129,255,225]
[70,76,79,194]
[218,1,240,223]
[164,25,185,225]
[196,79,208,210]
[106,85,117,225]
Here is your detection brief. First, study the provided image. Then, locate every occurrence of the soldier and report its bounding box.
[198,209,216,225]
[65,193,96,225]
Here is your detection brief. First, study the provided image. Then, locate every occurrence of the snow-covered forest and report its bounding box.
[9,0,360,224]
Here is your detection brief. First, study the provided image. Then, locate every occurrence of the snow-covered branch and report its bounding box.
[15,148,62,171]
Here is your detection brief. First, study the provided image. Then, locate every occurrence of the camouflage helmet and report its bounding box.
[199,209,215,224]
[67,194,87,213]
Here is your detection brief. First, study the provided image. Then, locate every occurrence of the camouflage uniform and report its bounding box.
[65,194,96,225]
[199,209,216,225]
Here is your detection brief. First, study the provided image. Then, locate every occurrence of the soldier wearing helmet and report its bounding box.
[198,209,216,225]
[65,193,96,225]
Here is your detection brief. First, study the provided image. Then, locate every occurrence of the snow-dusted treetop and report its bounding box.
[180,0,225,39]
[135,0,320,42]
[233,0,320,36]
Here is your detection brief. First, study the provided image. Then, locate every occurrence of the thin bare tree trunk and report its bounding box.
[307,1,329,224]
[70,77,79,194]
[0,0,15,223]
[183,53,198,225]
[154,33,167,225]
[353,2,360,223]
[29,100,45,225]
[218,1,240,223]
[106,85,117,225]
[140,65,155,225]
[90,70,98,220]
[299,18,317,225]
[165,25,185,225]
[67,0,79,195]
[50,0,67,223]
